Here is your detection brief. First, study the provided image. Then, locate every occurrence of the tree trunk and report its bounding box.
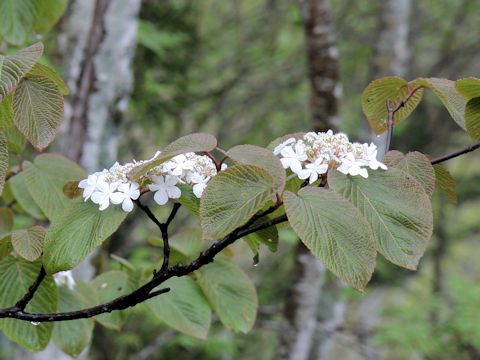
[372,0,412,155]
[58,0,141,173]
[304,3,413,360]
[15,1,141,359]
[276,1,340,359]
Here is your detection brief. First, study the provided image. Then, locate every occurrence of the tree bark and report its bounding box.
[276,1,339,359]
[372,0,412,155]
[58,0,140,173]
[300,0,340,133]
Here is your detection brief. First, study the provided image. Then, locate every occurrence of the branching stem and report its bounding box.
[384,86,422,154]
[0,199,287,322]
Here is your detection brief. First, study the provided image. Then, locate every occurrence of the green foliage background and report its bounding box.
[1,0,480,359]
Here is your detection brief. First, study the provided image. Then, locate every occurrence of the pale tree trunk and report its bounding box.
[307,2,413,359]
[276,1,340,359]
[15,1,141,359]
[372,0,412,156]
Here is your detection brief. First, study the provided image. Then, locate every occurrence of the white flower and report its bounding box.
[54,271,76,290]
[164,154,194,176]
[90,180,123,211]
[148,175,181,205]
[337,154,369,178]
[273,137,296,155]
[117,182,140,212]
[363,143,388,170]
[279,141,307,174]
[78,174,101,201]
[109,161,120,172]
[298,158,329,184]
[188,172,210,198]
[274,130,387,180]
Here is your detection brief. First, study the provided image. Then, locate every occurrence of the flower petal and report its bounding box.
[309,172,318,184]
[153,189,169,205]
[122,198,134,212]
[165,175,179,186]
[98,197,110,211]
[110,192,125,205]
[297,169,311,180]
[90,192,106,204]
[167,186,181,199]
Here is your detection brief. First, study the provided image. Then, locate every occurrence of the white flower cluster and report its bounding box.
[273,130,387,183]
[78,151,221,213]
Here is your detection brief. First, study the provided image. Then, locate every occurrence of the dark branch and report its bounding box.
[14,267,46,311]
[166,203,181,227]
[0,209,287,322]
[134,200,162,230]
[135,201,181,274]
[430,140,480,165]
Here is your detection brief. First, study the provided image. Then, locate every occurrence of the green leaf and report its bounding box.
[0,1,38,45]
[433,164,457,203]
[284,187,376,290]
[5,126,25,153]
[33,0,68,34]
[456,77,480,99]
[110,254,136,272]
[147,276,211,339]
[200,164,275,239]
[8,169,46,220]
[0,95,14,129]
[177,183,200,216]
[0,131,8,195]
[413,78,467,130]
[13,75,64,150]
[0,205,13,239]
[170,228,202,258]
[227,144,285,194]
[52,286,94,358]
[23,154,86,220]
[465,97,480,140]
[43,200,127,274]
[243,218,278,264]
[0,43,43,100]
[128,133,217,180]
[328,169,433,270]
[0,235,12,258]
[361,77,424,134]
[11,226,46,261]
[148,228,203,260]
[384,151,436,197]
[195,258,257,333]
[27,63,69,95]
[91,271,129,330]
[0,256,57,351]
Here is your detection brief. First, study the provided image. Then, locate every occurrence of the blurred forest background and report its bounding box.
[2,0,480,359]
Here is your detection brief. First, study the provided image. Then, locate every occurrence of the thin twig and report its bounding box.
[166,203,181,227]
[134,200,162,229]
[135,200,180,273]
[14,267,46,310]
[384,86,422,154]
[0,210,287,322]
[430,140,480,165]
